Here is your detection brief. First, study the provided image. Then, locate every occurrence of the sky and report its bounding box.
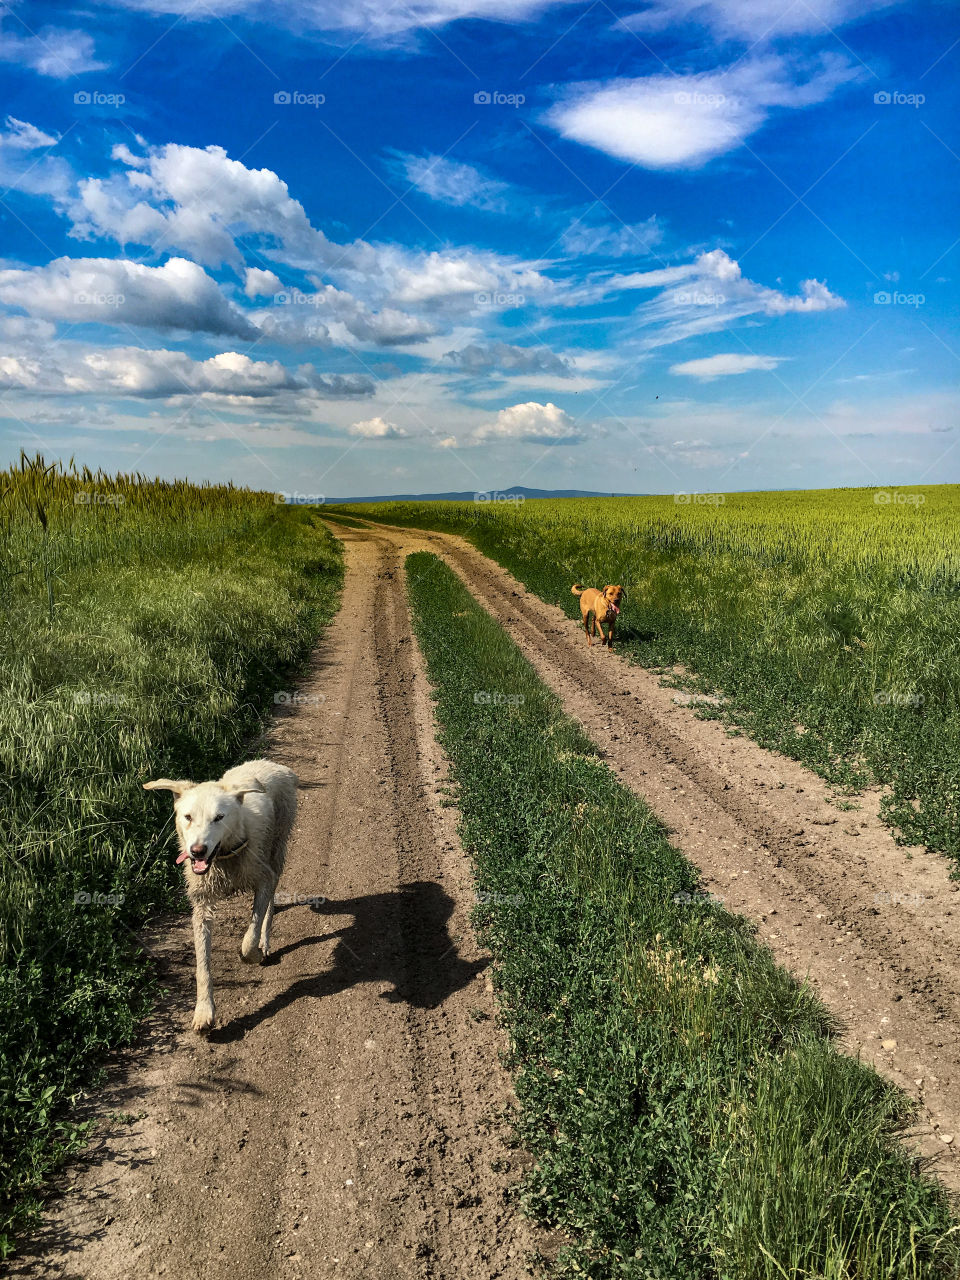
[0,0,956,498]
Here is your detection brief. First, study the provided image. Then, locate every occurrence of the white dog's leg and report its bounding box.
[240,881,274,963]
[259,892,276,959]
[192,905,215,1034]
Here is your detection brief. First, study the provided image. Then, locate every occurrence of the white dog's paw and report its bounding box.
[192,1003,215,1035]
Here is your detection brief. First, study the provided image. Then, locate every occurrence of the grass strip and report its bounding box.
[405,550,960,1280]
[1,458,343,1253]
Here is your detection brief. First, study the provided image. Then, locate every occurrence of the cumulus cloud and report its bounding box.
[244,266,283,298]
[66,141,546,311]
[0,343,374,404]
[0,256,256,337]
[547,54,862,169]
[349,415,408,438]
[444,341,571,376]
[474,400,583,444]
[253,283,435,347]
[669,353,785,379]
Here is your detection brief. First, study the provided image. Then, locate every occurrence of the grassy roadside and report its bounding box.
[337,492,960,863]
[405,550,960,1280]
[0,458,343,1254]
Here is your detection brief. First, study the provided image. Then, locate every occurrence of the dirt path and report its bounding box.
[13,516,960,1279]
[359,520,960,1190]
[10,527,535,1280]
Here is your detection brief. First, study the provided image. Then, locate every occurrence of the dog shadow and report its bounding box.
[210,879,487,1042]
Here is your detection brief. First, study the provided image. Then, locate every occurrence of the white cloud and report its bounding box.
[622,0,898,40]
[607,249,844,349]
[444,341,571,376]
[96,0,573,39]
[547,54,862,169]
[349,415,408,438]
[0,342,374,405]
[669,353,785,379]
[474,400,584,444]
[244,266,283,298]
[253,283,435,347]
[560,215,662,258]
[393,153,512,213]
[0,256,256,337]
[67,141,547,311]
[0,116,72,200]
[2,117,58,150]
[0,26,105,78]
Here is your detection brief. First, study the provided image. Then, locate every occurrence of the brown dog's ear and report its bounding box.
[143,778,194,797]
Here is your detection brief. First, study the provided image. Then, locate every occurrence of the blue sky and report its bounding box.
[0,0,956,497]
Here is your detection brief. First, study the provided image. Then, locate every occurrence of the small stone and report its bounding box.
[881,1039,897,1051]
[940,1134,954,1145]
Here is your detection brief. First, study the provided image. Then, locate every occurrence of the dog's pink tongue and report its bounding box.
[176,850,189,865]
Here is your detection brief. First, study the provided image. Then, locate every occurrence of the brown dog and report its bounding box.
[571,583,623,648]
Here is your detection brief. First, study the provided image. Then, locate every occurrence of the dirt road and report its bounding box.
[13,517,960,1279]
[10,526,535,1280]
[382,520,960,1188]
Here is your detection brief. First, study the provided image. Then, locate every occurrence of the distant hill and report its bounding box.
[327,485,637,503]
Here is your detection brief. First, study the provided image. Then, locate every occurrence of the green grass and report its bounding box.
[405,550,960,1280]
[336,489,960,862]
[0,456,343,1254]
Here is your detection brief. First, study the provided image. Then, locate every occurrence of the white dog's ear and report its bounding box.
[228,781,265,804]
[143,778,194,797]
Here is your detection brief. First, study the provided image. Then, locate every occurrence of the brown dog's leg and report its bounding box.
[607,620,615,649]
[583,610,593,646]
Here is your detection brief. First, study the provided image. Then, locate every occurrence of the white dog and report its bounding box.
[144,759,297,1034]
